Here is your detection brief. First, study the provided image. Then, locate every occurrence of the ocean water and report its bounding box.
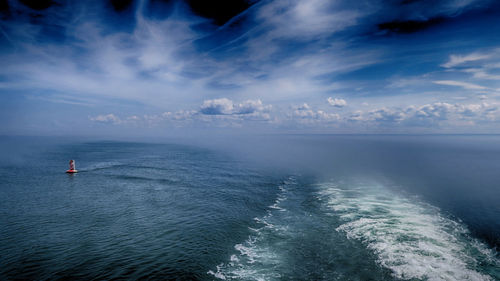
[0,135,499,280]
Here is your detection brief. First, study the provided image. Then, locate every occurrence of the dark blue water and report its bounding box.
[0,135,499,280]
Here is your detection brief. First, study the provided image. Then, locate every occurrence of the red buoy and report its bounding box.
[67,160,77,173]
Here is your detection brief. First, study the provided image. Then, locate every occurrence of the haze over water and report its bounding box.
[0,135,499,280]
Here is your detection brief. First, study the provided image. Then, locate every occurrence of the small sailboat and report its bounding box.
[66,159,78,173]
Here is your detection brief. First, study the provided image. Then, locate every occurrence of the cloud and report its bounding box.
[194,98,273,125]
[2,0,500,135]
[367,108,406,123]
[441,53,490,68]
[257,0,362,40]
[344,101,499,128]
[289,103,340,125]
[200,98,271,116]
[90,114,121,124]
[388,76,428,88]
[463,68,500,80]
[406,102,500,126]
[200,98,235,115]
[437,49,500,100]
[327,97,347,107]
[236,99,272,115]
[162,110,197,121]
[433,80,487,90]
[0,1,217,109]
[348,111,364,121]
[88,99,500,133]
[411,102,455,120]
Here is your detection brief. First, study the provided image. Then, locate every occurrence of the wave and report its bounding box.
[317,181,499,281]
[111,174,181,185]
[208,177,297,280]
[209,177,499,280]
[77,161,126,172]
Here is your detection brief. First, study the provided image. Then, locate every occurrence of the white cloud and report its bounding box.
[343,101,499,128]
[163,110,197,121]
[433,80,487,90]
[0,0,384,121]
[127,115,140,121]
[411,102,455,120]
[200,98,272,116]
[200,98,235,115]
[290,103,340,124]
[327,97,347,107]
[441,53,490,68]
[257,0,362,39]
[87,100,500,132]
[348,111,364,121]
[236,99,272,115]
[367,108,406,123]
[5,1,500,135]
[90,114,121,124]
[463,68,500,80]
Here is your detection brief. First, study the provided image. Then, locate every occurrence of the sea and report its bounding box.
[0,135,499,280]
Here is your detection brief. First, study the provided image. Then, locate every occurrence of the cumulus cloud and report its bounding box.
[88,99,499,132]
[196,98,273,125]
[237,99,271,114]
[410,102,455,120]
[290,103,340,125]
[287,101,496,128]
[327,97,347,107]
[368,108,406,123]
[200,98,271,116]
[88,98,273,129]
[346,111,362,122]
[200,98,235,115]
[344,101,499,128]
[162,110,197,121]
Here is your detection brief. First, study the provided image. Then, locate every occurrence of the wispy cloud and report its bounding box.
[441,53,490,68]
[433,80,488,90]
[463,69,500,80]
[257,0,363,39]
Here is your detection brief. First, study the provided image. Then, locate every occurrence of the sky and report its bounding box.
[1,0,500,137]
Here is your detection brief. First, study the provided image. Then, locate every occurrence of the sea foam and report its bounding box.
[208,178,296,280]
[317,181,498,281]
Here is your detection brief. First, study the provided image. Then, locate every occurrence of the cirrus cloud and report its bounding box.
[433,80,488,90]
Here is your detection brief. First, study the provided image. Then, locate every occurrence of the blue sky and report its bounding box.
[1,0,500,136]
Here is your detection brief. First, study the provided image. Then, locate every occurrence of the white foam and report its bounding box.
[207,266,227,280]
[318,182,498,281]
[208,178,295,280]
[208,234,282,280]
